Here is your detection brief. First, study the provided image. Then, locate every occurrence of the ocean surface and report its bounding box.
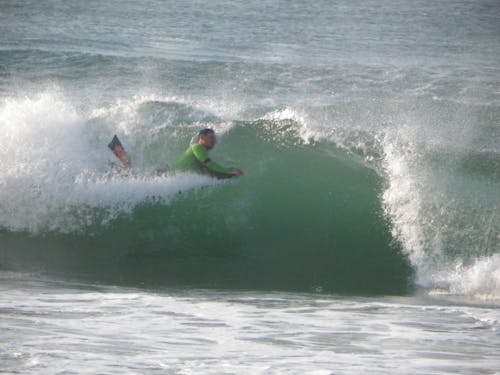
[1,0,499,373]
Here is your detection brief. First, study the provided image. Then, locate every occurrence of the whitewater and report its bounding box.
[1,0,499,373]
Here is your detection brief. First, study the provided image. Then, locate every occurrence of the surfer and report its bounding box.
[174,128,244,178]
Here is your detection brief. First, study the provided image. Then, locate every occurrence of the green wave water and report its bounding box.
[0,108,412,294]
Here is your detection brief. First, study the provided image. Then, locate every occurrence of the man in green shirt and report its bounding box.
[174,128,244,179]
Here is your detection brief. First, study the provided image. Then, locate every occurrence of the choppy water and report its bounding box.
[1,272,499,374]
[1,0,499,373]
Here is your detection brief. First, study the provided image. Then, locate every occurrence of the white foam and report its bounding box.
[0,92,219,234]
[2,274,499,374]
[430,254,500,301]
[381,126,431,267]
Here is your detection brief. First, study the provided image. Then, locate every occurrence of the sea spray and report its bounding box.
[0,92,220,233]
[379,104,499,300]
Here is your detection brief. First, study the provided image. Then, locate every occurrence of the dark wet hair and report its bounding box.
[198,128,215,139]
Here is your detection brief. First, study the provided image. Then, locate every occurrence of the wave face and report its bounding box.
[0,93,412,294]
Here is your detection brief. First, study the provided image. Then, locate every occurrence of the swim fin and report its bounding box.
[108,135,131,167]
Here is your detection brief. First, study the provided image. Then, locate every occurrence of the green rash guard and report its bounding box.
[174,143,234,178]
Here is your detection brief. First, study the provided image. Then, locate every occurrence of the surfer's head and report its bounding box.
[198,128,217,150]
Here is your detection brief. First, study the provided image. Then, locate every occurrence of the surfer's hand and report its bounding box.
[230,168,244,176]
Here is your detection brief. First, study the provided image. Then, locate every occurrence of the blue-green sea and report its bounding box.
[1,1,499,373]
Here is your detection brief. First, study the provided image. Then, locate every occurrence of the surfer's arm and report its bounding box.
[191,144,235,177]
